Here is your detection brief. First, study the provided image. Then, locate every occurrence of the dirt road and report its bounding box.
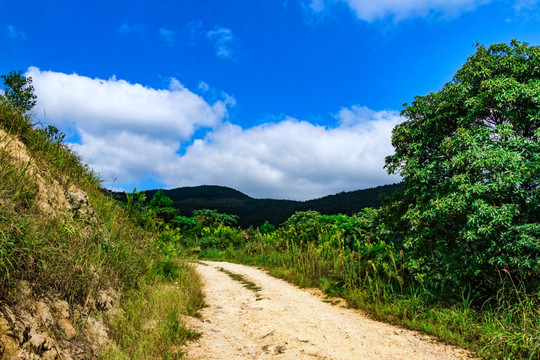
[184,261,476,360]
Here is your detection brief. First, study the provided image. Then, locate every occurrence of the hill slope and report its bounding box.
[144,183,403,227]
[0,99,202,359]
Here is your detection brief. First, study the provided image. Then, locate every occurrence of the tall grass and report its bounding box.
[0,99,205,358]
[102,261,205,360]
[0,163,156,303]
[0,99,155,300]
[192,223,540,360]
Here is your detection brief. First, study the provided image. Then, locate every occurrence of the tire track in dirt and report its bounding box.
[184,261,477,360]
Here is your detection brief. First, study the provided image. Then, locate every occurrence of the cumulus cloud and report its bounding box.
[28,67,401,200]
[198,81,210,92]
[72,131,181,185]
[27,67,229,187]
[306,0,491,21]
[162,106,403,200]
[186,22,237,59]
[206,26,234,58]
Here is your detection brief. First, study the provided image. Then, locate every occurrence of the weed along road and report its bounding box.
[184,261,476,360]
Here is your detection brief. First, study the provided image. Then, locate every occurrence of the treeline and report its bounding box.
[134,189,538,360]
[111,182,403,228]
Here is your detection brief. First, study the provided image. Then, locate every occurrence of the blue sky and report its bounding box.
[1,0,539,200]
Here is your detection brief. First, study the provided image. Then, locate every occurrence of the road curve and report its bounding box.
[184,261,476,360]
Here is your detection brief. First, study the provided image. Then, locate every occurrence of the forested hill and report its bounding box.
[143,183,403,228]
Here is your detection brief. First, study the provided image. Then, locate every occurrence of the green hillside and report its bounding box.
[141,183,403,227]
[0,74,203,359]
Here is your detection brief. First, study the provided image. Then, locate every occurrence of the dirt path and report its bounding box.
[184,261,476,360]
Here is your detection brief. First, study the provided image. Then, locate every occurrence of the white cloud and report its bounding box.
[27,67,230,187]
[27,67,402,200]
[309,0,326,12]
[159,27,177,44]
[306,0,492,21]
[186,22,237,59]
[206,27,234,58]
[72,131,181,185]
[511,1,540,21]
[5,25,26,40]
[162,107,403,200]
[198,81,210,92]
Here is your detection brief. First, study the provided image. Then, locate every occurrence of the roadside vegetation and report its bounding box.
[2,39,538,360]
[134,41,539,360]
[0,71,204,359]
[143,206,539,360]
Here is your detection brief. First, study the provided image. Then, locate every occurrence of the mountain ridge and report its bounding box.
[141,183,404,227]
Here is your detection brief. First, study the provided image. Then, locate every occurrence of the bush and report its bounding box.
[385,40,540,298]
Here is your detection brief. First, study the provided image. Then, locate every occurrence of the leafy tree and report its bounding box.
[171,215,198,232]
[123,188,159,228]
[385,40,540,297]
[1,70,37,112]
[192,209,238,228]
[320,213,365,249]
[260,221,276,235]
[149,189,174,209]
[125,187,147,215]
[282,211,324,243]
[148,190,177,223]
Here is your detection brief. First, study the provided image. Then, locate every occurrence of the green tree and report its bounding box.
[1,70,37,112]
[126,188,147,215]
[149,189,174,209]
[192,209,238,228]
[259,221,276,235]
[385,40,540,297]
[148,190,177,223]
[282,211,324,244]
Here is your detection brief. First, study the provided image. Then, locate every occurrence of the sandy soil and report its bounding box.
[184,261,477,360]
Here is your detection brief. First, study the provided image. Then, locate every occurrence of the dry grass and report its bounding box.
[0,99,205,358]
[102,261,205,360]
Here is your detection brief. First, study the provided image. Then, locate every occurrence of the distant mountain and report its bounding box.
[144,183,404,228]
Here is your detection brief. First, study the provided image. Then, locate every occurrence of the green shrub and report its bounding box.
[385,40,540,298]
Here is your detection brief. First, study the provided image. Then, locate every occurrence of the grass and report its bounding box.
[4,94,536,359]
[102,261,205,360]
[322,299,342,306]
[218,267,262,293]
[0,100,205,358]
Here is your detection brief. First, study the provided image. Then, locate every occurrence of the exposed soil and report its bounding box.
[0,283,117,360]
[0,128,93,218]
[0,130,106,359]
[184,261,477,360]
